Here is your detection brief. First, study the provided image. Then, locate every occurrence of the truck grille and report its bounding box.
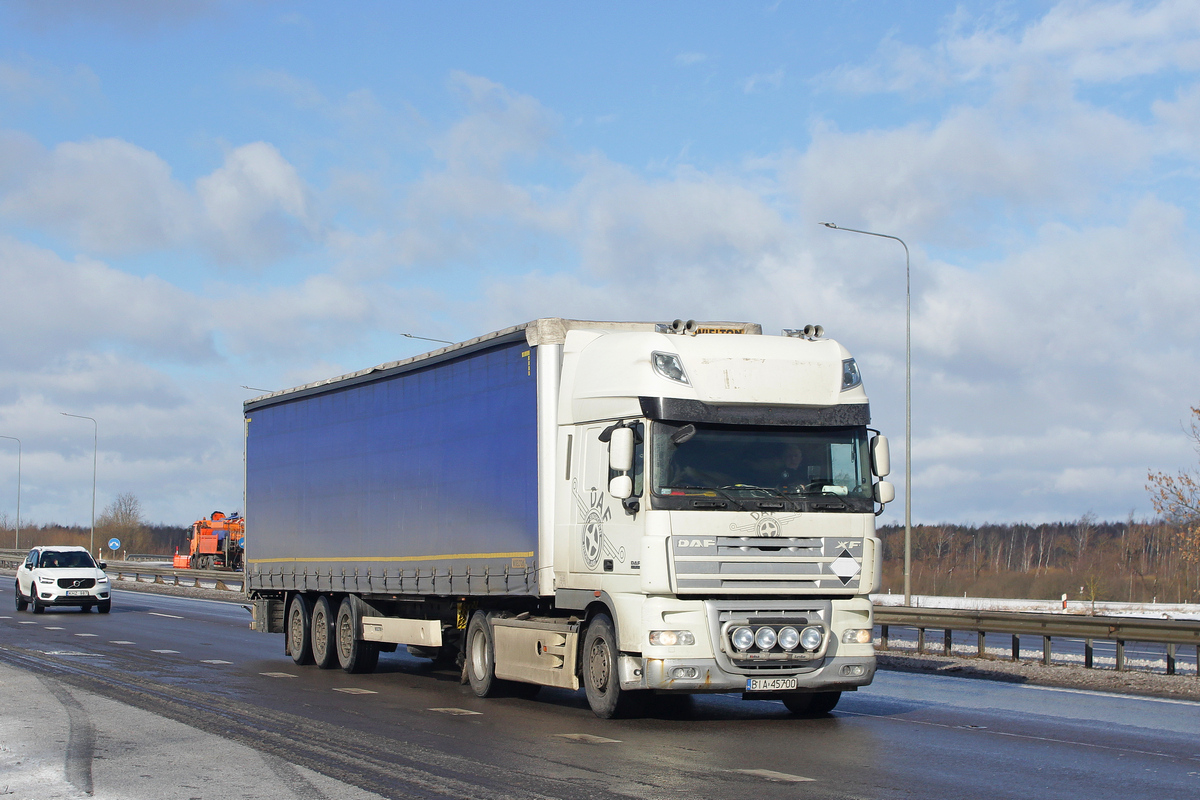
[671,536,862,593]
[706,600,832,674]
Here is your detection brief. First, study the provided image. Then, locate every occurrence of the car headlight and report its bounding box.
[800,626,824,650]
[38,575,54,584]
[731,626,755,651]
[649,630,695,647]
[96,576,109,583]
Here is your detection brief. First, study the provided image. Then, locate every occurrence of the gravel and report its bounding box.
[876,648,1200,701]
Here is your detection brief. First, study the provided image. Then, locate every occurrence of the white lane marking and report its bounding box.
[733,769,815,783]
[18,621,37,625]
[260,672,297,678]
[151,649,180,654]
[43,651,100,657]
[333,687,378,695]
[1019,683,1200,707]
[555,733,621,743]
[148,612,183,619]
[109,640,135,644]
[428,707,482,716]
[837,710,1195,761]
[0,615,11,619]
[201,659,233,665]
[44,626,64,630]
[74,633,98,637]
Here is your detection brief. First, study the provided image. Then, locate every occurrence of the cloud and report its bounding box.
[827,0,1200,94]
[743,68,784,93]
[675,52,708,66]
[0,236,214,368]
[0,138,196,254]
[197,141,317,263]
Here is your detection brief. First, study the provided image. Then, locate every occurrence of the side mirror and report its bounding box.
[609,474,633,499]
[98,561,108,570]
[874,480,895,505]
[609,426,634,473]
[870,435,891,478]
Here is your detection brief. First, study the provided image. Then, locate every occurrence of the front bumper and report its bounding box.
[37,587,110,606]
[619,652,876,693]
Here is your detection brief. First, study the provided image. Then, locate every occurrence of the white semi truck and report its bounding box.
[245,318,893,718]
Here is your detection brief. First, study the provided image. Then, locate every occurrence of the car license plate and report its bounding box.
[65,590,89,596]
[747,677,798,691]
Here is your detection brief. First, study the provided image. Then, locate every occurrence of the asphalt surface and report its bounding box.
[1,587,1198,799]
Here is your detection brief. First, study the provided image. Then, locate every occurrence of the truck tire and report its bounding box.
[782,691,840,716]
[335,596,379,674]
[287,594,314,665]
[582,614,645,719]
[311,595,338,669]
[15,581,27,611]
[465,612,500,697]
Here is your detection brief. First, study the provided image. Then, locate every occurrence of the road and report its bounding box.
[1,587,1198,799]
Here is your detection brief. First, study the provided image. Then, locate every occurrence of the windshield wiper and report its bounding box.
[721,484,791,509]
[665,484,752,511]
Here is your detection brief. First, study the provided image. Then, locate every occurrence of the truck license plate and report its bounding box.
[747,677,798,691]
[65,590,89,596]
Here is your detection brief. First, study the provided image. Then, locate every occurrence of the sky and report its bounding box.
[1,0,1199,529]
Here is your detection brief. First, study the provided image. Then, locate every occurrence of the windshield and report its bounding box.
[651,422,874,512]
[38,550,96,569]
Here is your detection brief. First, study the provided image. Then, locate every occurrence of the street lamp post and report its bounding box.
[61,413,98,557]
[820,222,914,606]
[0,435,19,549]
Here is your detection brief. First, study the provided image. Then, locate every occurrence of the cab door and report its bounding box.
[569,423,644,582]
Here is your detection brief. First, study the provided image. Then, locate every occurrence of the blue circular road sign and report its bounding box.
[108,538,121,551]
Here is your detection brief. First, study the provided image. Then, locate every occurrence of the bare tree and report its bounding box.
[97,492,148,552]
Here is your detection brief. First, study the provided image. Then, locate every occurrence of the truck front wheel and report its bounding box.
[465,612,499,697]
[287,594,314,665]
[582,614,645,719]
[336,597,379,674]
[782,691,841,716]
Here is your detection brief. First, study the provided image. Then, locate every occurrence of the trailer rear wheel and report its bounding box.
[336,597,379,674]
[287,594,314,665]
[582,614,646,719]
[311,596,338,669]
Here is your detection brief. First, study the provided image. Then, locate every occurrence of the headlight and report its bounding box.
[754,627,777,650]
[731,626,755,651]
[649,630,695,647]
[38,575,54,584]
[841,358,862,391]
[96,576,109,583]
[651,351,690,385]
[841,628,873,644]
[800,626,824,650]
[777,626,800,650]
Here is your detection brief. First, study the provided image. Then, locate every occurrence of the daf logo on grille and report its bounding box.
[677,538,715,548]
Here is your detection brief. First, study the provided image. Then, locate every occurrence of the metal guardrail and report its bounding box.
[0,549,242,592]
[875,606,1200,677]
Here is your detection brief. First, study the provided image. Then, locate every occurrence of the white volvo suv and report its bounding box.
[15,546,112,613]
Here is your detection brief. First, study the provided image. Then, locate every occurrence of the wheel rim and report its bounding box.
[470,628,487,679]
[313,608,326,657]
[589,638,611,694]
[289,606,304,652]
[338,611,354,659]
